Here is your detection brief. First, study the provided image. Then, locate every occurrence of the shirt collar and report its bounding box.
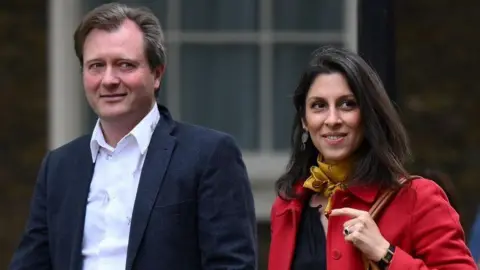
[89,104,161,162]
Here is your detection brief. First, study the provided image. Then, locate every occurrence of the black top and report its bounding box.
[291,197,327,270]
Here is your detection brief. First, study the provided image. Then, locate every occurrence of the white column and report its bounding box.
[344,0,358,52]
[48,0,85,150]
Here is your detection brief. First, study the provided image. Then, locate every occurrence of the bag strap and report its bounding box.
[368,176,419,219]
[363,175,421,270]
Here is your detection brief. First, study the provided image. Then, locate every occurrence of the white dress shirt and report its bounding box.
[82,105,160,270]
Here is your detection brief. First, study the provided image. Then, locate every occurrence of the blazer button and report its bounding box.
[332,249,342,260]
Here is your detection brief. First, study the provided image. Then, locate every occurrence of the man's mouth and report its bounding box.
[100,93,127,98]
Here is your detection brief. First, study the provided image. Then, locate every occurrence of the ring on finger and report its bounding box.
[343,226,351,236]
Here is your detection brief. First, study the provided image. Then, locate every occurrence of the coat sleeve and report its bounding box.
[9,153,52,270]
[388,179,477,270]
[197,134,257,270]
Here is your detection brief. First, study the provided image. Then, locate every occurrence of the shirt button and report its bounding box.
[106,154,113,160]
[102,191,110,203]
[332,249,342,260]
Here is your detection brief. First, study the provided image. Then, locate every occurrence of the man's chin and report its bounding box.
[97,107,130,121]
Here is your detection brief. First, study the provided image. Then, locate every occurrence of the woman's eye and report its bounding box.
[311,102,326,109]
[340,100,357,109]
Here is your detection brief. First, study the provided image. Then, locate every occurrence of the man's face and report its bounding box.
[82,19,163,123]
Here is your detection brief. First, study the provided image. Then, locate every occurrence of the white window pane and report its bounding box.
[272,44,342,150]
[274,0,344,31]
[181,0,258,31]
[180,45,259,150]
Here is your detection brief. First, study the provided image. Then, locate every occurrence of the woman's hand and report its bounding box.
[330,207,390,262]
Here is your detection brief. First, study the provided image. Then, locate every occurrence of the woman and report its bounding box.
[268,46,476,270]
[421,169,460,213]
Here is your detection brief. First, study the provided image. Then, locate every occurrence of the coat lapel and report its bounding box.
[270,184,307,270]
[126,105,177,269]
[66,137,95,270]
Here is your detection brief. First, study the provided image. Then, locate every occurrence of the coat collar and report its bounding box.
[347,184,380,204]
[274,183,308,216]
[278,180,381,215]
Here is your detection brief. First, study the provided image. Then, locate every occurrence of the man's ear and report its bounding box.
[153,65,165,89]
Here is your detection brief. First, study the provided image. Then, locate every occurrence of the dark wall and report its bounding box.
[395,0,480,234]
[359,0,480,235]
[0,0,48,267]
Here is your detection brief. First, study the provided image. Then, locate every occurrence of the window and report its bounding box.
[84,0,357,181]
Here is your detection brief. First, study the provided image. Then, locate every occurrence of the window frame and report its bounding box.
[162,0,358,182]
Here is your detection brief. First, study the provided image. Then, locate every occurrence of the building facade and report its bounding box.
[3,0,480,268]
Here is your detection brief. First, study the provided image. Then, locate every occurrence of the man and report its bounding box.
[10,3,257,270]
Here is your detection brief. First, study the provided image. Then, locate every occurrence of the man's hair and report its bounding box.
[73,2,166,70]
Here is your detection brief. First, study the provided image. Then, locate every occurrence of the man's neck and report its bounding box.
[100,120,135,147]
[100,103,155,147]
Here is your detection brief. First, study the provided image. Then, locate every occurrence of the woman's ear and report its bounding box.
[301,118,307,131]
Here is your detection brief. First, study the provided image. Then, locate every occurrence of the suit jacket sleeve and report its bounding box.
[9,153,52,270]
[389,180,477,270]
[197,135,257,270]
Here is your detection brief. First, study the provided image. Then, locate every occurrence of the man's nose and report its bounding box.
[101,66,120,87]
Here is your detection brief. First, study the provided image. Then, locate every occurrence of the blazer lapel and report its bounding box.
[66,137,95,270]
[126,105,176,269]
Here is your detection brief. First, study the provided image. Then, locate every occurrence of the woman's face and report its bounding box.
[302,73,363,164]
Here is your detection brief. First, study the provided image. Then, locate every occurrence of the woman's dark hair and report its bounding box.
[275,46,412,199]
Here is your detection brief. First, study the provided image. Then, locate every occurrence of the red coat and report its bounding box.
[268,178,476,270]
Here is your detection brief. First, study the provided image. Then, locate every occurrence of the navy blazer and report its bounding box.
[10,105,257,270]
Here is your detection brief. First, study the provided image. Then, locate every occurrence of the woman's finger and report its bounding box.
[344,221,365,236]
[330,207,367,218]
[345,230,364,245]
[343,215,369,230]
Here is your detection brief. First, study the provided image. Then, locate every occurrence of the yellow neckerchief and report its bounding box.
[303,155,351,215]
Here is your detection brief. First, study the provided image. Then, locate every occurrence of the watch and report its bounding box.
[376,244,395,269]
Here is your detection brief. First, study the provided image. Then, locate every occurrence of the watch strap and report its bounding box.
[377,244,395,269]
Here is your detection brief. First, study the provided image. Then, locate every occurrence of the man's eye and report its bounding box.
[119,62,135,69]
[89,63,104,69]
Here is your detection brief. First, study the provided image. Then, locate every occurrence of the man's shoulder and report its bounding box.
[172,121,238,149]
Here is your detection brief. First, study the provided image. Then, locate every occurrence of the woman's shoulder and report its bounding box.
[399,176,454,209]
[271,193,302,213]
[405,176,448,196]
[271,181,308,216]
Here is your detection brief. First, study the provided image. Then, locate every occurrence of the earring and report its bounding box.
[301,130,309,151]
